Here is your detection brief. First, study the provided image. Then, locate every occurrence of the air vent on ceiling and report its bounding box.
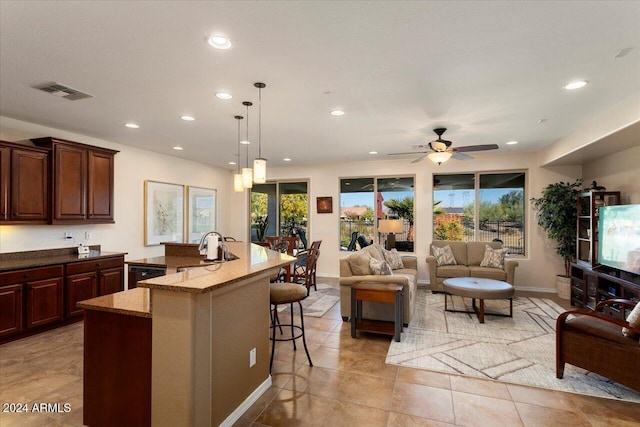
[412,144,429,150]
[34,82,93,101]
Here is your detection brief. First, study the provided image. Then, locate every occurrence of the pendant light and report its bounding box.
[253,82,267,184]
[241,101,253,189]
[233,115,244,192]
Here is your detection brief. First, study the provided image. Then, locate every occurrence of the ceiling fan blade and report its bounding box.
[452,151,473,161]
[452,144,499,153]
[388,151,428,156]
[411,153,429,163]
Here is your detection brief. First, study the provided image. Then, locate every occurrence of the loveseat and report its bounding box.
[426,240,518,292]
[339,244,417,325]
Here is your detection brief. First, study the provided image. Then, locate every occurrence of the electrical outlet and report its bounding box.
[65,232,73,239]
[249,348,256,367]
[85,231,91,240]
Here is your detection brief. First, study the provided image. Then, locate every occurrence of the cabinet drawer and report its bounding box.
[66,256,124,275]
[0,265,64,285]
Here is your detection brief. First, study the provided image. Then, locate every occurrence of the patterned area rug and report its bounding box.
[277,282,340,318]
[386,290,640,402]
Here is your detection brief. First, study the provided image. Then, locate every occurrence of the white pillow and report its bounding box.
[383,248,404,270]
[369,257,393,275]
[622,302,640,339]
[480,245,508,269]
[432,245,457,267]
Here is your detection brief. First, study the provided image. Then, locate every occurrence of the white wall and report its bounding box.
[267,152,582,292]
[0,117,248,262]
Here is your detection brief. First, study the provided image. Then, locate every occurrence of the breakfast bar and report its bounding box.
[79,242,295,427]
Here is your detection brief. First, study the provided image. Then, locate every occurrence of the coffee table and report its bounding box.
[442,277,514,323]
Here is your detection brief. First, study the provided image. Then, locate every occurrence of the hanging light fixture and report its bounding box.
[233,115,244,192]
[253,82,267,184]
[427,151,452,165]
[241,101,253,188]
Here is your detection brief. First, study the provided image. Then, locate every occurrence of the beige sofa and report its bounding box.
[426,240,518,292]
[339,244,418,325]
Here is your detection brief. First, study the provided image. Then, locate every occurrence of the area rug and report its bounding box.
[386,290,640,402]
[277,282,340,318]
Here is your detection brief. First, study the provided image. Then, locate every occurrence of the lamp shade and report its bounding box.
[233,173,244,192]
[427,151,452,165]
[242,167,253,188]
[253,158,266,184]
[378,219,404,234]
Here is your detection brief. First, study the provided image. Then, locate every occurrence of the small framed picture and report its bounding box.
[316,196,333,214]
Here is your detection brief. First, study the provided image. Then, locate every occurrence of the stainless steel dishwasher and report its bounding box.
[127,265,167,289]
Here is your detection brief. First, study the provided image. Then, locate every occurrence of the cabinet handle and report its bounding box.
[23,274,29,278]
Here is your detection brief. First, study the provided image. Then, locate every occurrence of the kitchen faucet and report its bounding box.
[198,231,229,261]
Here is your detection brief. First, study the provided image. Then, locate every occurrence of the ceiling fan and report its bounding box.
[389,128,499,164]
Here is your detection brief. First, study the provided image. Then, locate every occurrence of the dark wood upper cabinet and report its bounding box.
[32,137,118,224]
[0,141,49,223]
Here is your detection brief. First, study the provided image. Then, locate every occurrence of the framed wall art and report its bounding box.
[316,196,333,214]
[144,180,184,246]
[186,186,217,243]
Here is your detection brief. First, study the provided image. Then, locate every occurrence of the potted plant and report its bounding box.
[252,214,269,242]
[530,179,583,299]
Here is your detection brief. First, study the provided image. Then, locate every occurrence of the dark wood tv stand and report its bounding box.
[570,263,640,318]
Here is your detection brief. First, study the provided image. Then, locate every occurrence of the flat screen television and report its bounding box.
[597,204,640,275]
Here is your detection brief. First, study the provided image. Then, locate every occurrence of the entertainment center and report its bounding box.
[570,192,640,317]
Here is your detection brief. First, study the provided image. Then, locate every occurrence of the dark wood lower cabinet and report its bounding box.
[26,277,64,328]
[0,284,24,337]
[65,273,98,318]
[99,267,124,295]
[83,309,151,427]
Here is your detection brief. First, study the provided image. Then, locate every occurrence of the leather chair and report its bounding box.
[556,299,640,391]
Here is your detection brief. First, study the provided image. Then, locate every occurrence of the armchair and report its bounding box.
[556,299,640,392]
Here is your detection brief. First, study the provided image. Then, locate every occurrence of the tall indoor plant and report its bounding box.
[530,179,583,297]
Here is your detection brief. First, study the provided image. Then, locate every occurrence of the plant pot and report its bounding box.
[556,276,571,300]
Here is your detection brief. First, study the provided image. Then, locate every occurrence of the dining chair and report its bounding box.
[293,246,320,295]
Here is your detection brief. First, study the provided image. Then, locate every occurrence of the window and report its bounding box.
[340,176,414,252]
[433,172,526,255]
[251,181,309,247]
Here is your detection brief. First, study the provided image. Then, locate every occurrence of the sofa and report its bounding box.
[339,243,418,325]
[426,240,518,292]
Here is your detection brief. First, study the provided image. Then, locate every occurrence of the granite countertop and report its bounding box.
[137,242,295,294]
[127,255,218,274]
[78,287,151,318]
[0,246,127,273]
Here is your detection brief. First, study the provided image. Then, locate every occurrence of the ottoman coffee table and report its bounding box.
[442,277,514,323]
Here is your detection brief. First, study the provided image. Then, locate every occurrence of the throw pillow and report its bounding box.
[432,244,457,267]
[383,248,404,270]
[622,302,640,339]
[480,245,508,269]
[348,253,371,275]
[369,257,393,275]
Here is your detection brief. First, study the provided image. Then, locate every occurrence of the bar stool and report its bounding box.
[269,283,313,373]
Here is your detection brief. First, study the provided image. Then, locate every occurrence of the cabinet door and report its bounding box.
[26,277,64,328]
[11,149,48,221]
[66,272,98,318]
[54,143,87,220]
[99,267,124,296]
[0,284,24,337]
[0,146,9,221]
[87,150,114,221]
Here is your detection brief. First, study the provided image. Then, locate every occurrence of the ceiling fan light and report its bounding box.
[427,151,452,165]
[430,141,447,151]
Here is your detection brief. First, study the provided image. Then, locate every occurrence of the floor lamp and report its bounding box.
[378,219,404,250]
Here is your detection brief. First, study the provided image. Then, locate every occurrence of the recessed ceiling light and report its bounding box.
[283,158,292,162]
[180,115,195,121]
[173,146,183,151]
[506,141,518,145]
[216,92,232,100]
[330,110,345,116]
[207,35,231,50]
[564,80,588,90]
[537,118,548,123]
[228,161,236,165]
[369,151,378,155]
[125,123,139,129]
[240,140,250,145]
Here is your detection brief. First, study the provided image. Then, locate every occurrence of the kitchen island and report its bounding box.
[79,242,295,427]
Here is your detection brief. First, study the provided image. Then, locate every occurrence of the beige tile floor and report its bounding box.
[1,279,639,426]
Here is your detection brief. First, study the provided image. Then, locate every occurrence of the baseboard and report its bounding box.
[219,376,272,427]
